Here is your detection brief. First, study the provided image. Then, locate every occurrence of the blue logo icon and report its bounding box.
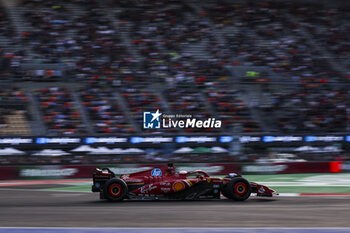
[85,137,97,144]
[143,109,162,129]
[219,136,234,143]
[151,168,162,176]
[262,136,275,143]
[305,136,317,142]
[36,138,48,144]
[175,136,188,143]
[130,137,143,144]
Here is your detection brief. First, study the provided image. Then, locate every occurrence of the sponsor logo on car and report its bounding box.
[160,182,171,186]
[125,179,143,183]
[160,187,171,193]
[140,184,157,194]
[121,175,129,179]
[173,181,185,192]
[151,168,162,176]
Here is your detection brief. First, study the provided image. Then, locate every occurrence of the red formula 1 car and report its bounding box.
[92,163,277,202]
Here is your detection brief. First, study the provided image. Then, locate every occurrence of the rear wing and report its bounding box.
[94,167,116,177]
[92,168,116,192]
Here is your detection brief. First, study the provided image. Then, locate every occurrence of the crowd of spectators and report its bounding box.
[113,0,231,88]
[0,5,14,37]
[22,0,138,84]
[21,0,75,63]
[259,89,350,132]
[116,0,208,54]
[289,3,350,70]
[164,87,218,133]
[207,1,342,85]
[79,86,135,134]
[120,87,176,133]
[0,0,348,136]
[202,1,350,133]
[0,50,26,79]
[34,87,87,135]
[206,88,260,133]
[0,87,28,101]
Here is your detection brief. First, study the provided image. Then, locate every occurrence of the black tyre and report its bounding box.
[224,177,251,201]
[221,184,231,199]
[103,178,128,202]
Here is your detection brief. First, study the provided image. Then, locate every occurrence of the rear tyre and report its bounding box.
[225,177,251,201]
[103,178,128,202]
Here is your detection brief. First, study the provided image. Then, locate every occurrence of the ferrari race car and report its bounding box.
[92,163,277,202]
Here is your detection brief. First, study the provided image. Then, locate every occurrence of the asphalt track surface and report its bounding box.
[1,186,350,228]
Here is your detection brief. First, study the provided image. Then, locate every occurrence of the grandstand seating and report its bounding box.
[206,88,261,133]
[0,87,31,135]
[290,3,350,70]
[0,0,348,135]
[34,87,86,135]
[0,5,14,40]
[79,86,135,134]
[0,109,31,135]
[260,89,349,133]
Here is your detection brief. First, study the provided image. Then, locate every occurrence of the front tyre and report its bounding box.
[103,178,128,202]
[225,177,251,201]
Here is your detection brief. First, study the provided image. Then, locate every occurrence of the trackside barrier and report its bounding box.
[341,162,350,173]
[0,162,343,180]
[242,162,337,174]
[330,161,342,173]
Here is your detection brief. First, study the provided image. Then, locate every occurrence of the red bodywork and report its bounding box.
[92,164,277,200]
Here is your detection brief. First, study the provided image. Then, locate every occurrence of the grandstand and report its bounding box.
[0,0,349,164]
